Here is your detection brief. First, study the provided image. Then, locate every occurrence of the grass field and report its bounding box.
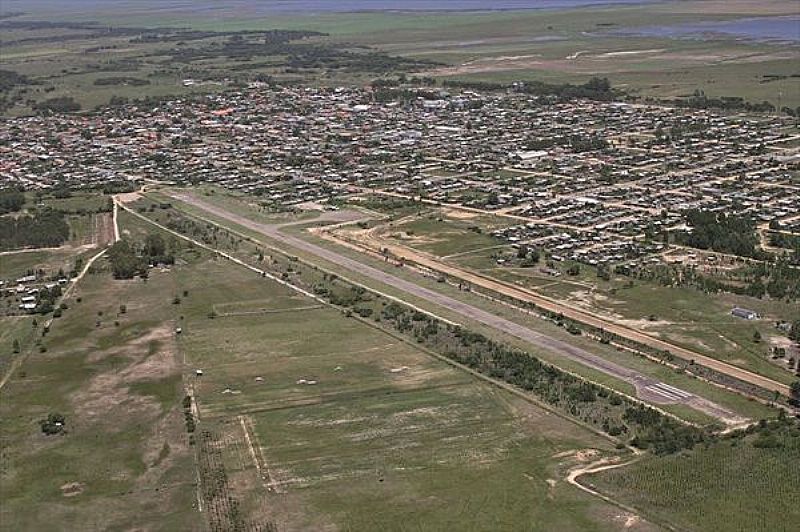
[588,425,800,531]
[170,257,637,530]
[0,252,200,530]
[3,0,798,112]
[384,213,510,257]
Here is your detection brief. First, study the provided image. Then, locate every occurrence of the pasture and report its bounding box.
[170,256,636,530]
[0,251,200,530]
[2,0,797,113]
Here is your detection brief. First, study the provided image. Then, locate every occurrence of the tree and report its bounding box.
[0,188,24,214]
[753,330,762,343]
[40,413,66,435]
[791,381,800,401]
[143,233,166,258]
[790,320,800,343]
[12,339,20,353]
[107,240,145,279]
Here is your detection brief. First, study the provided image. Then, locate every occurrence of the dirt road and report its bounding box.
[346,228,790,397]
[167,191,747,425]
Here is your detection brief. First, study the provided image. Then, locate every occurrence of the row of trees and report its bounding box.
[32,96,81,114]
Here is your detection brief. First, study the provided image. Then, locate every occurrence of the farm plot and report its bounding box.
[587,426,800,532]
[173,259,635,531]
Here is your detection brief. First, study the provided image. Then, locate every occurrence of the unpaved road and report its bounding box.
[346,220,791,397]
[167,191,747,425]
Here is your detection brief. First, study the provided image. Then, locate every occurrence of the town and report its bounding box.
[4,84,798,274]
[2,77,800,532]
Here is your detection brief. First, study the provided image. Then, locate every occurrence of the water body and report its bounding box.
[16,0,659,16]
[612,16,800,43]
[237,0,660,13]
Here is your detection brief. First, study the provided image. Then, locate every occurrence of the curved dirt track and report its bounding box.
[167,191,748,425]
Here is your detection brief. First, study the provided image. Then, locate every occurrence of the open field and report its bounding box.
[2,0,798,112]
[171,253,641,530]
[0,249,200,530]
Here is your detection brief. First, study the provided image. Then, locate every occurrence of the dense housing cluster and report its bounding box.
[2,85,798,274]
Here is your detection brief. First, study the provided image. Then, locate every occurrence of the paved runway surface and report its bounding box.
[170,192,746,424]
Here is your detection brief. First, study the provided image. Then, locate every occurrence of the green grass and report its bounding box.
[168,253,631,530]
[158,189,779,424]
[39,194,111,214]
[384,211,513,257]
[588,427,800,532]
[0,316,36,379]
[0,252,200,530]
[0,247,95,280]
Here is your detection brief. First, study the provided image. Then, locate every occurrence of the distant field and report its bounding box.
[2,0,798,112]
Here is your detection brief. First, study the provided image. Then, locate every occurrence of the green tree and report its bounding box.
[107,240,145,279]
[790,381,800,403]
[143,233,166,258]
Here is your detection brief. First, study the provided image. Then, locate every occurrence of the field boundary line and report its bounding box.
[238,415,281,494]
[148,193,720,429]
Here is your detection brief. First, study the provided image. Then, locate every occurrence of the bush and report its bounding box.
[40,413,65,435]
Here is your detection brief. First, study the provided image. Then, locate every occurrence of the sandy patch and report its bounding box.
[597,49,666,58]
[60,481,84,497]
[71,323,179,423]
[552,448,599,462]
[444,208,478,220]
[116,191,141,204]
[575,449,600,462]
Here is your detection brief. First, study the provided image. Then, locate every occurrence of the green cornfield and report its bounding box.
[588,427,800,531]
